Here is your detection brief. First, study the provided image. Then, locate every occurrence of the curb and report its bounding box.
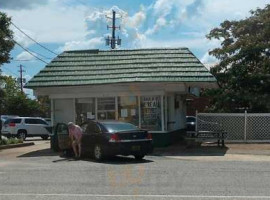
[0,142,35,150]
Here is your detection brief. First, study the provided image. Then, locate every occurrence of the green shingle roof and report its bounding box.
[25,48,216,88]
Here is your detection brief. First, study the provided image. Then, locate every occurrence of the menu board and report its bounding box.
[141,96,161,131]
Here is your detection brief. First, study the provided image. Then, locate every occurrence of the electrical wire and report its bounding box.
[12,40,49,64]
[11,22,58,56]
[1,66,18,77]
[0,29,49,64]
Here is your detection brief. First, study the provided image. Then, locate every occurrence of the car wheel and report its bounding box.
[134,155,145,160]
[41,135,49,140]
[93,144,104,161]
[17,131,27,141]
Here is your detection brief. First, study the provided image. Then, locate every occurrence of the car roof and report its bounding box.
[85,120,133,125]
[7,117,44,119]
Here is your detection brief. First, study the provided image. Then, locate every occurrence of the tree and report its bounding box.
[1,76,48,117]
[205,4,270,113]
[0,11,14,66]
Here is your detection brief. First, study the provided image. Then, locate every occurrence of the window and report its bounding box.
[25,118,37,124]
[36,119,48,125]
[4,118,22,124]
[76,98,95,124]
[97,97,115,120]
[141,96,162,131]
[118,96,139,126]
[57,124,68,135]
[102,122,138,133]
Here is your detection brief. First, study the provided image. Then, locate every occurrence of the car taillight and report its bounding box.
[109,133,120,142]
[147,133,152,140]
[9,123,16,127]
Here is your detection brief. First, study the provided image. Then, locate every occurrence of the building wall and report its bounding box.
[38,83,188,132]
[53,99,75,124]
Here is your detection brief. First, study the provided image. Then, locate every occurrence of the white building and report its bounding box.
[25,48,217,146]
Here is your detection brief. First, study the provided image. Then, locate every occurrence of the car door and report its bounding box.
[57,123,71,150]
[24,118,36,135]
[81,122,96,153]
[35,119,50,135]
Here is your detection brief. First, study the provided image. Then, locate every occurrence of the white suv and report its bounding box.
[1,117,52,140]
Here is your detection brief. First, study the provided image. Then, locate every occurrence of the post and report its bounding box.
[19,64,23,93]
[195,110,198,133]
[138,96,141,128]
[161,95,164,132]
[50,99,54,127]
[244,110,247,142]
[115,96,118,120]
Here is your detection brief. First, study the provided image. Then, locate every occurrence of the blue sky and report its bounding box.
[0,0,269,98]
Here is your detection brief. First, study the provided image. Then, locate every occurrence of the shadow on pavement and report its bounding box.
[153,143,229,157]
[53,155,153,165]
[17,147,153,164]
[18,148,58,157]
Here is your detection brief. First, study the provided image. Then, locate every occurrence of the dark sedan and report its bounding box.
[52,120,153,160]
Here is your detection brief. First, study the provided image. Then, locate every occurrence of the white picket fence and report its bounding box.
[196,111,270,142]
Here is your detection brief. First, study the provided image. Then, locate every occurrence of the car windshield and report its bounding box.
[102,122,138,133]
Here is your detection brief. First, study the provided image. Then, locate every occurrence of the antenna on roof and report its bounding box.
[105,10,121,49]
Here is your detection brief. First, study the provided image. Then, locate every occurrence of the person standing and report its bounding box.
[68,122,83,158]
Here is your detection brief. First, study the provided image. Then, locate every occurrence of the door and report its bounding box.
[35,119,50,135]
[81,121,102,153]
[57,123,71,150]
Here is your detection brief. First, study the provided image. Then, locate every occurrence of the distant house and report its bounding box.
[25,48,217,146]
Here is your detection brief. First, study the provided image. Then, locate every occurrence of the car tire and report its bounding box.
[41,135,49,140]
[93,144,104,161]
[17,131,27,141]
[134,155,145,160]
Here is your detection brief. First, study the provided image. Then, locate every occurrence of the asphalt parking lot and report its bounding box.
[1,138,270,200]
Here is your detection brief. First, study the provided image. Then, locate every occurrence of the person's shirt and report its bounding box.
[69,125,83,141]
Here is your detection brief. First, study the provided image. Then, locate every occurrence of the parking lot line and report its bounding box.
[0,193,270,199]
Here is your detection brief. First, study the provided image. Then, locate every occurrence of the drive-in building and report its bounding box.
[25,48,217,146]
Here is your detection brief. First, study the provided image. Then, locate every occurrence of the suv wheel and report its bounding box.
[17,131,27,141]
[41,135,49,140]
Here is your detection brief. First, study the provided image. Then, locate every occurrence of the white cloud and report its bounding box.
[201,52,219,65]
[16,51,36,61]
[60,37,104,51]
[0,0,48,10]
[3,1,88,44]
[12,28,35,47]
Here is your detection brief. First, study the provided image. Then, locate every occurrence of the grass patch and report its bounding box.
[0,137,23,146]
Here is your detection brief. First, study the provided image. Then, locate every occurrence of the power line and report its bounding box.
[0,29,49,64]
[12,58,52,62]
[1,66,19,77]
[11,22,58,56]
[12,40,49,64]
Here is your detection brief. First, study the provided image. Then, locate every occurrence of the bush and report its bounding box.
[0,137,23,146]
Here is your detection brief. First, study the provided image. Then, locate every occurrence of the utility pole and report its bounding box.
[18,65,25,94]
[105,10,121,49]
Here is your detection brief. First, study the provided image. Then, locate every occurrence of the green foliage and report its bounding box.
[0,137,23,146]
[205,4,270,113]
[0,11,14,66]
[1,75,49,117]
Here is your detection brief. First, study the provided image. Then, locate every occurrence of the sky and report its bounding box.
[0,0,269,98]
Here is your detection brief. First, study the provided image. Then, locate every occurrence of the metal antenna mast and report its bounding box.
[105,10,121,49]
